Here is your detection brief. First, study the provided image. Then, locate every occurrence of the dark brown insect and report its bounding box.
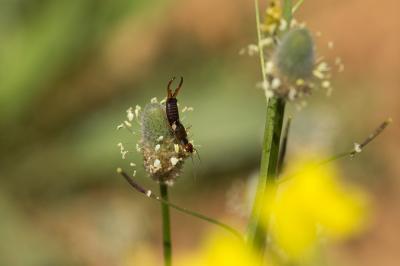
[166,76,194,153]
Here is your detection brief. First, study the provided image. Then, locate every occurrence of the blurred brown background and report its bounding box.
[0,0,398,265]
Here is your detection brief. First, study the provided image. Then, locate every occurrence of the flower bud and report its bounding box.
[274,28,315,81]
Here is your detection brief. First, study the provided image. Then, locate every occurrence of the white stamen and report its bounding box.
[150,97,158,103]
[135,105,141,118]
[155,144,161,151]
[260,38,273,48]
[265,89,274,99]
[288,88,297,100]
[157,136,164,142]
[247,44,259,56]
[271,78,281,89]
[146,190,152,197]
[165,180,174,186]
[170,157,179,166]
[124,121,132,127]
[313,69,325,79]
[174,144,180,153]
[116,123,124,130]
[354,143,362,153]
[322,80,331,89]
[279,19,288,31]
[153,159,161,168]
[126,107,134,121]
[317,62,330,72]
[265,61,274,74]
[130,162,136,167]
[132,170,137,177]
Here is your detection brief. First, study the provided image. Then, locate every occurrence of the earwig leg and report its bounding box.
[193,148,201,163]
[167,76,176,98]
[172,76,184,98]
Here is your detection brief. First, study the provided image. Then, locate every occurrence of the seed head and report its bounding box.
[140,103,189,184]
[275,28,315,81]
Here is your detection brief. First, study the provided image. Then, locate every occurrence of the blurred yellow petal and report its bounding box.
[176,230,262,266]
[260,155,368,260]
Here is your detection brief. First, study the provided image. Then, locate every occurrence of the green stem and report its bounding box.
[247,0,291,251]
[247,97,285,248]
[160,183,172,266]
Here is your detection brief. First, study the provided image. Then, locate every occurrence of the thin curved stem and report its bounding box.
[292,0,305,13]
[118,169,243,240]
[278,118,392,184]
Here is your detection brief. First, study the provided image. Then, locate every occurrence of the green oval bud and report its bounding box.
[140,103,188,184]
[274,28,315,81]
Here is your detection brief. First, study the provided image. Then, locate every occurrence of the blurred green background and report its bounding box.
[0,0,399,265]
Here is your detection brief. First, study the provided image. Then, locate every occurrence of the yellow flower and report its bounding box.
[262,0,282,34]
[176,230,263,266]
[260,156,368,260]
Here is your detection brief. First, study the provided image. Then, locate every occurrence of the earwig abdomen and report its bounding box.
[166,98,180,126]
[172,121,193,153]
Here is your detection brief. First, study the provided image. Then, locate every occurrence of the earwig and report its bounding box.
[165,77,196,155]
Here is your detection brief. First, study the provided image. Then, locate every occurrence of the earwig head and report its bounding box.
[184,143,193,153]
[167,76,184,99]
[184,143,201,162]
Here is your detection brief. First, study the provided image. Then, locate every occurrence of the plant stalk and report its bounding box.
[247,97,285,248]
[160,183,172,266]
[247,0,291,251]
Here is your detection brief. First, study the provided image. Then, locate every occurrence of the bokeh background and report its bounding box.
[0,0,399,265]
